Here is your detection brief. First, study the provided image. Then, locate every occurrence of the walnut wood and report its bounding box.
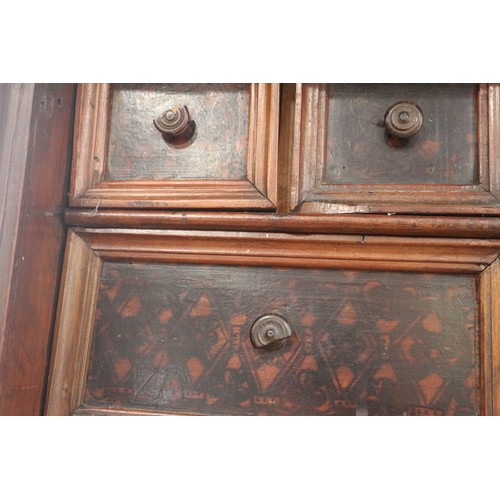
[0,84,35,341]
[46,228,500,415]
[489,85,500,199]
[70,84,279,210]
[480,257,500,415]
[65,209,500,239]
[290,84,500,214]
[73,228,500,273]
[45,231,102,416]
[491,258,500,415]
[0,84,76,415]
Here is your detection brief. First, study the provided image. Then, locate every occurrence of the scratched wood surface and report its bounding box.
[84,262,479,415]
[105,84,250,181]
[324,84,478,185]
[0,84,76,415]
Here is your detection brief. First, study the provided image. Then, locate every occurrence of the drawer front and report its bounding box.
[107,84,250,182]
[46,230,500,416]
[85,262,478,416]
[290,84,500,214]
[70,83,279,209]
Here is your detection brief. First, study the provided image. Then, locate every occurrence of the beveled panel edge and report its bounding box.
[248,83,280,206]
[290,83,500,214]
[489,84,500,199]
[294,198,500,216]
[44,230,102,416]
[72,180,275,210]
[70,83,109,201]
[479,257,500,415]
[74,227,500,274]
[69,83,278,211]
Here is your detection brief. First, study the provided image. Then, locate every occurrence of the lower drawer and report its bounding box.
[46,229,500,415]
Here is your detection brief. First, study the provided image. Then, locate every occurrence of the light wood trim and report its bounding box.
[73,180,274,210]
[70,84,109,199]
[45,230,102,415]
[480,257,500,415]
[489,84,500,198]
[77,228,500,274]
[70,83,279,210]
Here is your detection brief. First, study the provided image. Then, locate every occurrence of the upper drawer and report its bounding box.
[70,84,279,210]
[289,84,500,215]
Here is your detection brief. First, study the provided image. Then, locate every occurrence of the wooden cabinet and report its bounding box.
[45,84,500,416]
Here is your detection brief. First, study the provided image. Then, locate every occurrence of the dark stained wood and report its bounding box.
[84,262,479,416]
[291,84,500,214]
[325,84,478,185]
[107,84,250,181]
[46,228,500,416]
[66,208,500,239]
[0,84,76,415]
[70,84,279,210]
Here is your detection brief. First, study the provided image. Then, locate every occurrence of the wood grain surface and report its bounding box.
[0,84,76,415]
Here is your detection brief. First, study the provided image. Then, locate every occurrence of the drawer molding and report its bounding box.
[289,84,500,214]
[70,83,279,210]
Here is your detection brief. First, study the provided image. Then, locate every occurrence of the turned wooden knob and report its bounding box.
[384,101,423,139]
[250,314,292,350]
[154,105,191,137]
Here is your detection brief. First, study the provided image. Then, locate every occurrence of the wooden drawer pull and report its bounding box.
[250,314,293,350]
[153,105,195,140]
[384,101,423,140]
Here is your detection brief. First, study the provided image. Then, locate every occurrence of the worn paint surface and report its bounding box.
[324,84,478,185]
[106,83,250,181]
[84,262,479,415]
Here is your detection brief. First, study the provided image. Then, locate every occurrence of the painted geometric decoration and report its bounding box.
[84,263,479,415]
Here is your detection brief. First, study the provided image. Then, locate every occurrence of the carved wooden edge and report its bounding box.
[64,208,500,238]
[479,257,500,415]
[290,83,500,214]
[70,83,109,200]
[45,230,102,416]
[69,83,278,210]
[248,83,280,206]
[73,180,274,210]
[489,85,500,199]
[76,228,500,273]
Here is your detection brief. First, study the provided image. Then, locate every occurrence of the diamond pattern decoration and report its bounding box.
[85,263,479,415]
